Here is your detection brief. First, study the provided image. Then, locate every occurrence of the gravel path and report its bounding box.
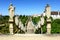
[0,34,60,40]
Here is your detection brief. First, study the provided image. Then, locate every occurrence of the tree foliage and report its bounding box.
[0,15,9,34]
[32,16,40,25]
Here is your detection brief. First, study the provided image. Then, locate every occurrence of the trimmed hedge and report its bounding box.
[51,19,60,34]
[1,15,60,34]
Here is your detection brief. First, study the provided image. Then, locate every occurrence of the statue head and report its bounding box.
[46,4,50,8]
[10,3,13,6]
[8,3,15,11]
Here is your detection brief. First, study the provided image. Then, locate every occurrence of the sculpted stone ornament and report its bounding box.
[15,16,19,26]
[8,3,15,34]
[9,3,15,20]
[40,14,44,25]
[45,4,51,34]
[40,14,44,34]
[45,4,51,19]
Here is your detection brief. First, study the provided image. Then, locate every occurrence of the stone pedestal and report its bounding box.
[9,19,14,34]
[46,19,51,34]
[9,23,13,34]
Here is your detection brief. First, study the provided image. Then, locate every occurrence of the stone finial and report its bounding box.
[44,4,49,13]
[8,3,15,19]
[46,4,50,7]
[45,4,50,10]
[45,4,51,19]
[8,3,15,11]
[46,4,50,8]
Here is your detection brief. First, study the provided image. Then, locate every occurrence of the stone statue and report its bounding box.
[45,4,51,34]
[45,4,51,18]
[8,3,15,19]
[8,3,15,34]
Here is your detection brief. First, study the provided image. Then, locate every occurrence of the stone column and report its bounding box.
[9,21,13,34]
[8,3,15,34]
[46,19,51,34]
[45,4,51,34]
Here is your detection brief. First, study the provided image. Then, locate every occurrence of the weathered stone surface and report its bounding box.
[9,3,15,34]
[47,19,51,34]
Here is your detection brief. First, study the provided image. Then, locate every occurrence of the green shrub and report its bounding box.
[51,19,60,34]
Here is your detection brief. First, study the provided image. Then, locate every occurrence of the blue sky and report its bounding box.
[0,0,60,15]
